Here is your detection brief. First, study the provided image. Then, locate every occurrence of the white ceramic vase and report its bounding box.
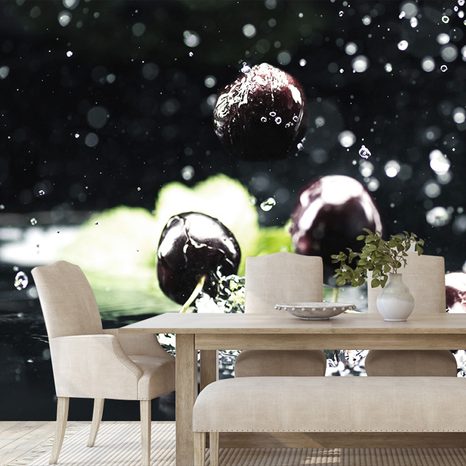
[376,273,414,322]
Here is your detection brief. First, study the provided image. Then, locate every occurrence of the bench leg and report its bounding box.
[209,432,219,466]
[194,432,205,466]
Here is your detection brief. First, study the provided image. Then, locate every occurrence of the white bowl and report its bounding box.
[275,302,356,320]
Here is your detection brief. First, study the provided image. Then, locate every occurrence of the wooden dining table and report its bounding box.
[121,311,466,466]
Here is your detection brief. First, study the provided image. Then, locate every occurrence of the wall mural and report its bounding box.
[0,0,465,421]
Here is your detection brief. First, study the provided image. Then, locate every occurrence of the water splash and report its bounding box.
[358,145,371,159]
[14,271,28,290]
[260,197,276,211]
[241,62,251,74]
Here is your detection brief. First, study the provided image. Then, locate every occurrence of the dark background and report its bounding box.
[0,0,465,420]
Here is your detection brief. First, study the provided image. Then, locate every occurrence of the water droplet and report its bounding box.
[299,58,307,67]
[338,130,356,148]
[359,161,374,177]
[440,64,448,72]
[367,178,380,191]
[339,10,344,17]
[269,111,276,117]
[384,160,401,178]
[426,206,451,227]
[385,63,393,72]
[204,75,217,88]
[437,33,450,45]
[183,30,200,47]
[345,42,358,55]
[441,44,458,62]
[30,218,37,226]
[63,0,79,8]
[66,50,73,58]
[58,10,72,27]
[421,57,435,72]
[362,15,371,25]
[188,51,194,57]
[0,66,9,79]
[292,115,299,122]
[260,117,267,123]
[358,145,372,159]
[14,271,28,290]
[275,116,282,124]
[38,189,45,196]
[410,17,418,27]
[315,116,325,127]
[181,165,195,181]
[241,62,251,73]
[424,181,441,198]
[87,105,109,128]
[453,107,466,124]
[137,186,142,192]
[0,204,5,210]
[400,1,418,19]
[297,142,304,151]
[442,15,450,23]
[260,197,276,212]
[429,149,450,175]
[352,55,369,73]
[242,24,256,38]
[398,40,409,51]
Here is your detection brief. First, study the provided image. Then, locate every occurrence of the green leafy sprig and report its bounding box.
[331,229,424,289]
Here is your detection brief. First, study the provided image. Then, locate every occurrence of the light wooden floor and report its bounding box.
[0,421,78,465]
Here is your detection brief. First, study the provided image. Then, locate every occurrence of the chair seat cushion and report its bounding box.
[365,350,457,376]
[129,355,175,400]
[193,376,466,433]
[235,350,326,377]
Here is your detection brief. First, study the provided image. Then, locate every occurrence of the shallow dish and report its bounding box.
[275,302,356,320]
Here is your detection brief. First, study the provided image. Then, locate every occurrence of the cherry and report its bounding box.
[445,272,466,312]
[289,175,383,279]
[157,212,241,305]
[213,63,307,161]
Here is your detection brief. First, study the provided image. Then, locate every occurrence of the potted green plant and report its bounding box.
[331,229,424,321]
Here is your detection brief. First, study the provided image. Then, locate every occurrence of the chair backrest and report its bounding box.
[245,252,323,313]
[32,261,103,338]
[367,253,446,315]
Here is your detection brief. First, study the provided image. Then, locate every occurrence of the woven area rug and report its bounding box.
[8,422,466,466]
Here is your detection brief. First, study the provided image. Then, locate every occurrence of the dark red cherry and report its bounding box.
[213,63,307,161]
[289,175,383,279]
[445,273,466,312]
[157,212,241,305]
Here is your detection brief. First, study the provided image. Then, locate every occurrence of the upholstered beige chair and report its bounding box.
[366,253,456,376]
[32,261,175,465]
[235,252,326,376]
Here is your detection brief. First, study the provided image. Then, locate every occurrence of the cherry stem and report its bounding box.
[180,275,207,313]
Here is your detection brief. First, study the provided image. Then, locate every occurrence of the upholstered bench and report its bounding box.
[192,376,466,466]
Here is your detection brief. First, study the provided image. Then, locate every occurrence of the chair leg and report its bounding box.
[209,432,219,466]
[140,400,151,466]
[194,432,206,466]
[49,397,69,464]
[88,398,104,447]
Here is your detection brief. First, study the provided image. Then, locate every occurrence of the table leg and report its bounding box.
[200,350,218,391]
[176,334,197,466]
